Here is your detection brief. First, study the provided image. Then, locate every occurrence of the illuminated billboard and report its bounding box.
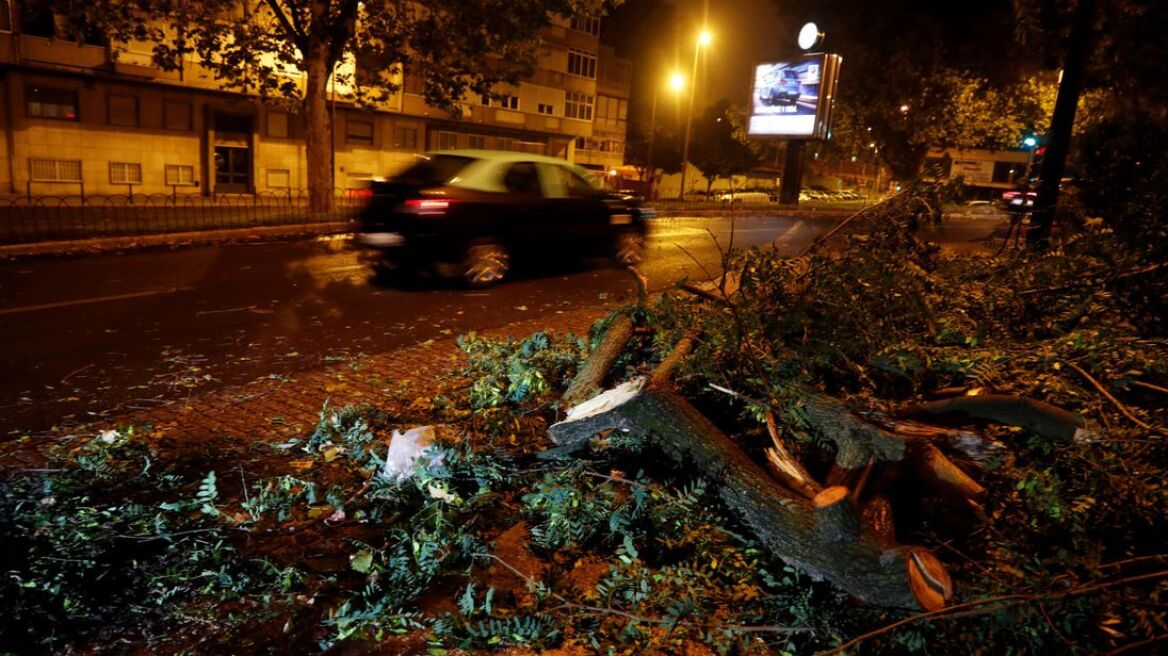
[747,54,841,139]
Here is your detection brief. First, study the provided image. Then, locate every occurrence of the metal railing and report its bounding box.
[0,191,366,244]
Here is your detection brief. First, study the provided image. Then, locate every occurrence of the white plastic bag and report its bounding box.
[382,426,443,481]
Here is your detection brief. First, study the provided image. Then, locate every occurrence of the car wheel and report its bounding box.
[614,231,646,267]
[462,239,510,287]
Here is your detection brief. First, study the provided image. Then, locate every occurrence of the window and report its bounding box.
[27,87,78,120]
[515,141,546,155]
[503,162,541,196]
[393,126,418,150]
[30,159,82,182]
[267,111,288,138]
[0,0,12,32]
[108,95,138,127]
[435,130,458,150]
[495,137,513,151]
[537,103,555,116]
[567,49,597,79]
[109,162,142,185]
[18,3,53,37]
[467,134,486,150]
[543,164,597,198]
[165,164,195,186]
[164,101,191,131]
[570,16,600,36]
[564,91,594,121]
[481,95,519,110]
[346,118,374,145]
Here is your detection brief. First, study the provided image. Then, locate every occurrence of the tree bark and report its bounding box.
[304,46,335,214]
[1028,0,1097,245]
[549,378,950,610]
[561,314,635,408]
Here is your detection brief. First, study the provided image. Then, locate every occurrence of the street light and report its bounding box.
[646,72,684,199]
[678,29,712,200]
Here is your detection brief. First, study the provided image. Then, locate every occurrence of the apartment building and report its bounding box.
[0,3,631,197]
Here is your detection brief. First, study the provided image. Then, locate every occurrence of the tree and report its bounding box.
[46,0,603,211]
[688,100,757,196]
[773,1,1054,180]
[625,123,682,199]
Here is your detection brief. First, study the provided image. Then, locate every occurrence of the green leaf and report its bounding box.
[350,549,374,574]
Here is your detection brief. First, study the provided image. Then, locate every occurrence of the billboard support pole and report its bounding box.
[779,140,806,205]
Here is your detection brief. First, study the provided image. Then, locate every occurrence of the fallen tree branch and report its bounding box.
[815,569,1168,656]
[549,378,951,610]
[1131,380,1168,396]
[902,394,1087,443]
[650,334,696,386]
[1065,361,1167,437]
[676,281,732,306]
[561,313,635,408]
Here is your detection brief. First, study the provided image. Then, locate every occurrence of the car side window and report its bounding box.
[563,167,599,198]
[503,162,542,197]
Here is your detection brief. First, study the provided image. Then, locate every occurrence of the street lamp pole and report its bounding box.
[646,73,684,200]
[678,30,710,200]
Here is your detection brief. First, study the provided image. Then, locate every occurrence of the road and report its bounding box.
[0,215,1002,436]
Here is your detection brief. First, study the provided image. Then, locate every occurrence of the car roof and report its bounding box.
[412,150,602,194]
[429,149,575,167]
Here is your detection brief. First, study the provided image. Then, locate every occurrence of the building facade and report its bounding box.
[0,2,631,197]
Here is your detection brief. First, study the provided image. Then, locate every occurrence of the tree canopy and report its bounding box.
[42,0,604,209]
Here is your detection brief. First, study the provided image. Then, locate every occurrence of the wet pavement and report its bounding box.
[0,215,1001,436]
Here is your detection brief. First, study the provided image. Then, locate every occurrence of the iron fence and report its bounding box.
[0,190,366,244]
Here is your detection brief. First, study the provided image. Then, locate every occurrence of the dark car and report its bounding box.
[761,70,802,106]
[356,150,651,286]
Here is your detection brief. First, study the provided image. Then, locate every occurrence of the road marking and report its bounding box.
[0,287,194,316]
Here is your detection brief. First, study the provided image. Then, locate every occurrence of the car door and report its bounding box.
[499,161,547,252]
[538,163,611,256]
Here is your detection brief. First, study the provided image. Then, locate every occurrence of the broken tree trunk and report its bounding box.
[549,378,952,610]
[561,314,635,408]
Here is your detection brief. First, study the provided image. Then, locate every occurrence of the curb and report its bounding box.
[0,221,353,260]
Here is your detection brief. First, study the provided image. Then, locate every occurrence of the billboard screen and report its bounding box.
[747,54,841,139]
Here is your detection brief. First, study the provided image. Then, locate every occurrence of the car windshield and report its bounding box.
[392,155,474,186]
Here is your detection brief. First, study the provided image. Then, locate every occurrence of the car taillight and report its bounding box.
[402,199,454,216]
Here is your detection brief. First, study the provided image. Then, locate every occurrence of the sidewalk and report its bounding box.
[97,304,610,454]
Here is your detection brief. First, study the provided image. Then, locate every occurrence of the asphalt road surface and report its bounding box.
[0,215,1002,436]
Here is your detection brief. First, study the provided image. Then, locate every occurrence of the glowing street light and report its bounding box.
[669,72,685,93]
[679,29,712,200]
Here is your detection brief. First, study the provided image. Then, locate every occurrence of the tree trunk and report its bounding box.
[549,378,950,610]
[1028,0,1097,245]
[304,48,335,214]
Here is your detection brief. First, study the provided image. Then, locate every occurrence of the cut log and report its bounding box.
[903,394,1085,443]
[549,378,948,610]
[909,443,987,501]
[561,313,635,408]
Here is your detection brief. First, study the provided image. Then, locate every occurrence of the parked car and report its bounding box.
[356,150,651,286]
[718,191,771,206]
